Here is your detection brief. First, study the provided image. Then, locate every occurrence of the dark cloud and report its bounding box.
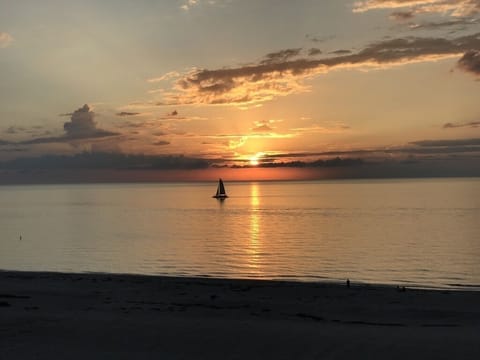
[259,138,480,159]
[260,48,302,64]
[329,49,352,55]
[443,120,480,128]
[308,48,322,56]
[390,10,415,21]
[116,111,141,116]
[120,122,148,129]
[14,104,119,145]
[0,152,210,170]
[159,32,480,106]
[64,105,102,137]
[153,140,171,146]
[410,138,480,146]
[232,157,365,168]
[457,49,480,76]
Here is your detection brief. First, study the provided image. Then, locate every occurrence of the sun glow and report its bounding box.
[249,152,264,166]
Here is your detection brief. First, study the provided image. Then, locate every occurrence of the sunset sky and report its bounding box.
[1,0,479,180]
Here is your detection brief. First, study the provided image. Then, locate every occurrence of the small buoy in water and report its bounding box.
[346,279,350,288]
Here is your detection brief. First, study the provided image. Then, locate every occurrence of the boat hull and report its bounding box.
[212,195,228,199]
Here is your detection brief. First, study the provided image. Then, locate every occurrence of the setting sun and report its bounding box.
[249,152,265,166]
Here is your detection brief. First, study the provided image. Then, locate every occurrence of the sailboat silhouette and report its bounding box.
[213,178,228,199]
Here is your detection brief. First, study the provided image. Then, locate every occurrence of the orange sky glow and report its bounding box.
[0,0,479,181]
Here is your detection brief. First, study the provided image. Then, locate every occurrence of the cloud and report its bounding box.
[353,0,480,17]
[260,48,302,65]
[227,136,247,150]
[0,152,210,170]
[63,105,116,139]
[181,0,198,11]
[0,32,13,48]
[410,138,480,146]
[117,111,141,117]
[251,120,275,132]
[443,120,480,128]
[291,123,351,134]
[13,104,118,145]
[232,157,365,169]
[180,0,225,11]
[308,48,322,56]
[153,32,480,106]
[409,18,479,30]
[153,140,171,146]
[147,71,180,83]
[329,49,352,55]
[457,49,480,75]
[389,10,416,21]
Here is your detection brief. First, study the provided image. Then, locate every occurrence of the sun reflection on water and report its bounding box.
[247,183,263,276]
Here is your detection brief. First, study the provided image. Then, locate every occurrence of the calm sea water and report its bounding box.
[1,178,479,289]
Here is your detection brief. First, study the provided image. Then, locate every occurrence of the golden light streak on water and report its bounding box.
[247,183,262,276]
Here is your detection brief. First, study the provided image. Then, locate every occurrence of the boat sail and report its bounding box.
[213,178,228,199]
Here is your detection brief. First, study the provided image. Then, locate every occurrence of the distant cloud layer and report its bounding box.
[0,32,13,48]
[153,32,480,106]
[444,120,480,128]
[353,0,480,17]
[410,138,480,146]
[0,152,209,170]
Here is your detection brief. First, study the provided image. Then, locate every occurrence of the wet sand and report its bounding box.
[1,270,480,359]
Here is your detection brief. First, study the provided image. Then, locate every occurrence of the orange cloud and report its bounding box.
[151,33,480,107]
[353,0,480,17]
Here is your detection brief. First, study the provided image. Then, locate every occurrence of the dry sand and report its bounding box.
[1,271,480,359]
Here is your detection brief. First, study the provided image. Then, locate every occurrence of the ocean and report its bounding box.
[1,178,479,289]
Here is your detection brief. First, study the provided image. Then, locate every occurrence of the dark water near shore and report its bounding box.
[1,178,479,289]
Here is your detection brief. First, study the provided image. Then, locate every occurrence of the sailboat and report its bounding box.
[213,178,228,199]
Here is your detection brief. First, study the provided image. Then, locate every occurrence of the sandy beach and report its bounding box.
[1,271,480,359]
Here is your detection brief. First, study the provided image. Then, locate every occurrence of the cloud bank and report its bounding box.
[353,0,480,17]
[0,152,209,170]
[153,32,480,106]
[443,120,480,128]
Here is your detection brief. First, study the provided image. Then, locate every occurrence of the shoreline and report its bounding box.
[2,268,479,292]
[2,270,480,359]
